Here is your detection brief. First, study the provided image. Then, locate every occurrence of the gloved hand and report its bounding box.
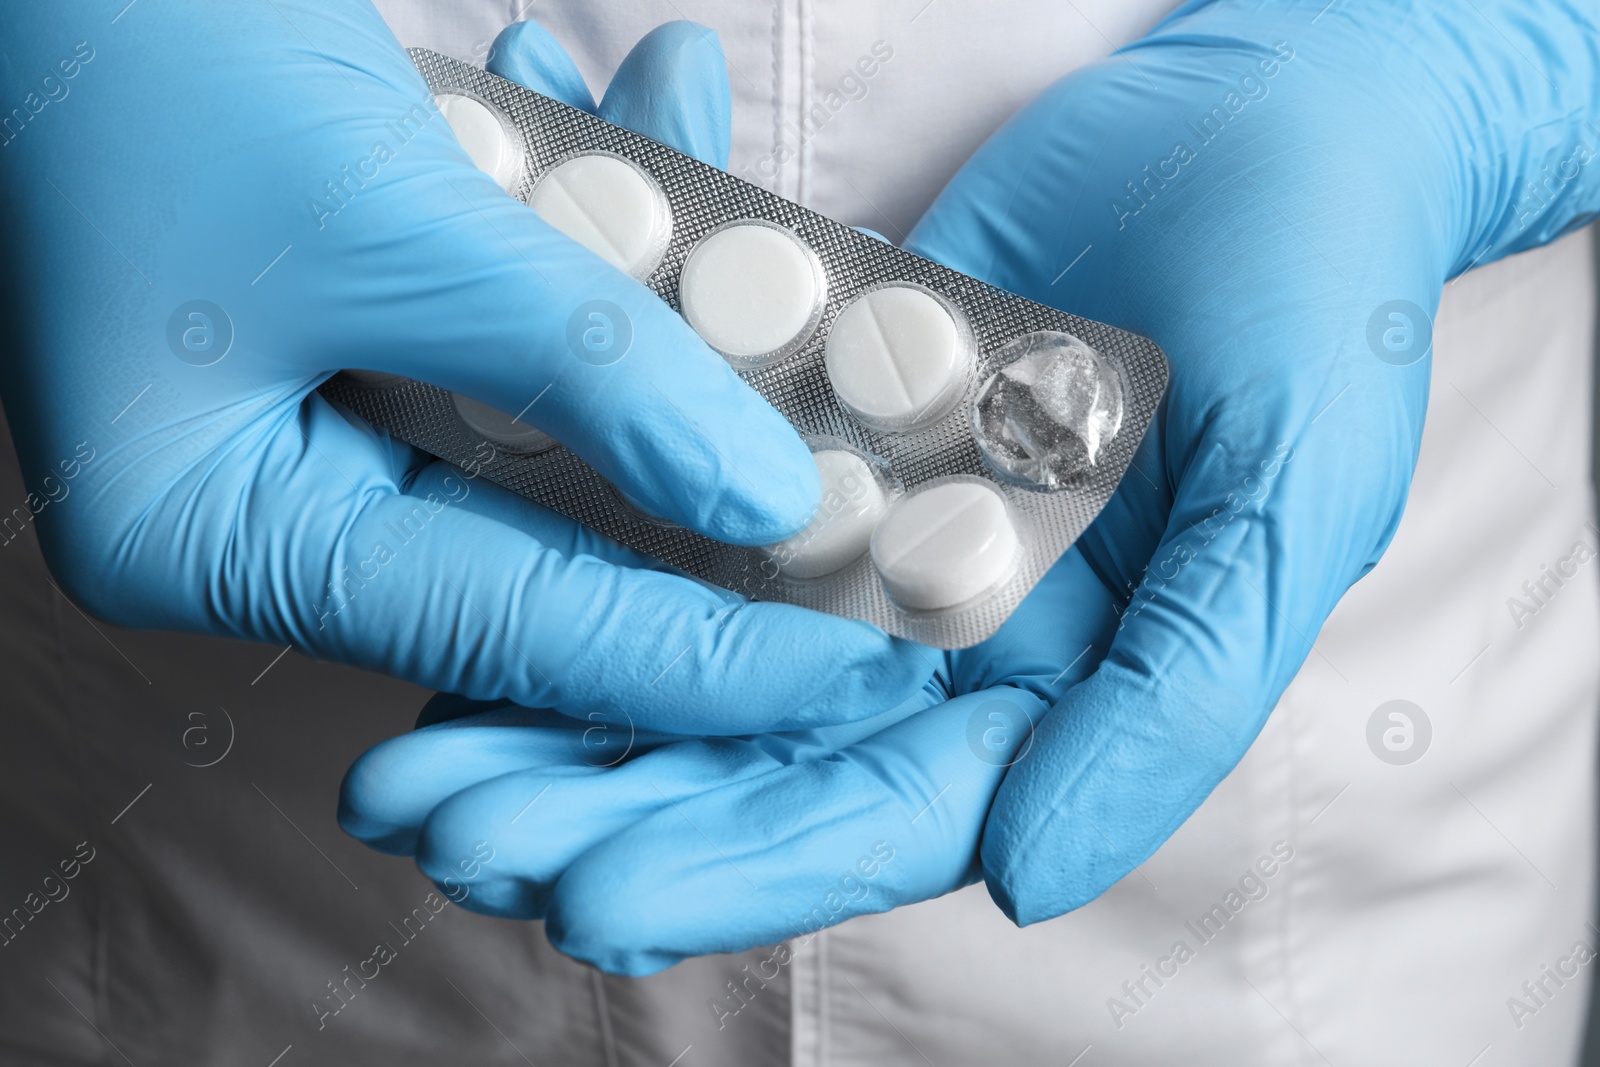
[338,21,1117,973]
[342,0,1600,971]
[340,538,1118,974]
[900,0,1600,923]
[0,6,927,731]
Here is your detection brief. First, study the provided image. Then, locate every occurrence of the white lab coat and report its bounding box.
[0,2,1593,1065]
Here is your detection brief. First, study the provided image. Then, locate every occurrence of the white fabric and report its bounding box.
[0,2,1592,1065]
[375,3,1600,1063]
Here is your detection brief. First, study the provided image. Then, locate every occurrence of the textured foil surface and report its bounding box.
[318,49,1168,649]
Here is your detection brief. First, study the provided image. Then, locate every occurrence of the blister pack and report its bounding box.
[319,49,1167,649]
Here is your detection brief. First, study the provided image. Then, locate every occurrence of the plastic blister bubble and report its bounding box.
[973,331,1126,489]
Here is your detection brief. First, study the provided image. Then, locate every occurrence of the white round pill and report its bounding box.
[436,93,524,193]
[826,285,971,432]
[768,450,888,579]
[679,221,824,365]
[451,393,554,453]
[870,480,1018,611]
[529,153,670,280]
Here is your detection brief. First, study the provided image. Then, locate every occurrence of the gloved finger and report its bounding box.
[371,418,690,587]
[902,48,1429,926]
[257,21,816,545]
[396,463,941,726]
[408,676,949,920]
[982,404,1409,924]
[403,459,665,573]
[491,20,730,168]
[469,19,748,538]
[598,22,731,168]
[415,738,793,918]
[338,704,611,853]
[542,687,1044,976]
[946,545,1122,703]
[338,699,694,853]
[167,394,932,733]
[485,21,596,110]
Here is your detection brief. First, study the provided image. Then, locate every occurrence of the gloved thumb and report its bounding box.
[323,20,818,544]
[487,19,732,170]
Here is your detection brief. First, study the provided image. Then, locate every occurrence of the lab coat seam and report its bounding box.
[45,571,111,1059]
[816,928,830,1066]
[797,0,814,206]
[797,935,810,1067]
[790,928,825,1067]
[788,936,803,1067]
[587,968,621,1067]
[1277,693,1307,1067]
[770,0,784,196]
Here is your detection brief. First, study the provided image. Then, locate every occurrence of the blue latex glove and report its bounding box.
[0,7,927,731]
[343,0,1600,971]
[340,544,1117,974]
[900,0,1600,923]
[339,25,1118,973]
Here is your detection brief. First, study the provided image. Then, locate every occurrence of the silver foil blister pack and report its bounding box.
[320,49,1168,649]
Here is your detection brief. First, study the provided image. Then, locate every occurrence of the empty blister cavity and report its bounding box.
[451,393,555,454]
[870,478,1019,611]
[679,220,825,367]
[767,447,890,579]
[529,152,671,280]
[826,284,973,432]
[435,92,526,194]
[974,331,1125,489]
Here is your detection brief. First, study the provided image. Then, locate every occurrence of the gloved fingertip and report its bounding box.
[336,764,420,855]
[428,873,549,920]
[985,867,1077,927]
[338,818,417,856]
[627,406,821,545]
[979,799,1094,927]
[982,868,1027,925]
[544,897,683,977]
[600,21,731,167]
[487,20,597,112]
[724,443,824,545]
